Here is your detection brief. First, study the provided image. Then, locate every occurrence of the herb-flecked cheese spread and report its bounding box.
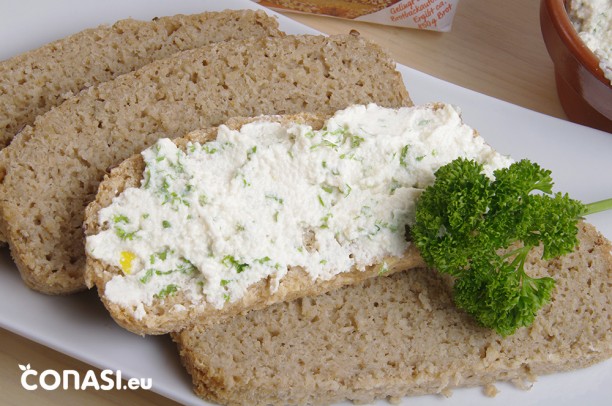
[86,104,512,319]
[569,0,612,84]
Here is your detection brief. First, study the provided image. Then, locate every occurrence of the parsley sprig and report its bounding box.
[412,158,612,336]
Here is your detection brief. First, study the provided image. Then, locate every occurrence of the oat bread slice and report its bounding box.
[0,9,281,150]
[173,221,612,406]
[84,113,425,335]
[0,34,411,295]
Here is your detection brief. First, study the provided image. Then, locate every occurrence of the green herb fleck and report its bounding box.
[265,194,284,205]
[389,178,401,195]
[113,214,129,224]
[321,184,334,194]
[400,145,410,167]
[343,184,352,197]
[162,220,171,229]
[115,227,137,241]
[203,145,218,154]
[177,258,197,275]
[247,146,257,160]
[155,284,178,299]
[139,269,154,284]
[255,256,271,264]
[222,255,249,273]
[350,135,365,148]
[199,194,208,206]
[320,213,332,229]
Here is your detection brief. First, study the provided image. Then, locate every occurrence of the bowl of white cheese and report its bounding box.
[540,0,612,132]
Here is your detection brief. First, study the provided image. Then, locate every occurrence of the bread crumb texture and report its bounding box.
[0,34,410,295]
[173,222,612,406]
[0,10,281,149]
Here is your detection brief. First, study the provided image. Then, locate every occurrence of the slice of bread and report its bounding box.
[0,9,282,150]
[0,9,281,244]
[0,34,411,295]
[172,221,612,406]
[84,113,425,335]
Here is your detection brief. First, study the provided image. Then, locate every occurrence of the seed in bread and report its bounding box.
[172,221,612,406]
[84,104,510,335]
[0,34,411,295]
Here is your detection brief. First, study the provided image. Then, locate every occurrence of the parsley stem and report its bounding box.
[582,198,612,216]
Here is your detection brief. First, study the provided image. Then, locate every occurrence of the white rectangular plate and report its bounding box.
[1,1,610,405]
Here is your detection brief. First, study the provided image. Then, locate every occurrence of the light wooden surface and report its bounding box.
[0,1,565,405]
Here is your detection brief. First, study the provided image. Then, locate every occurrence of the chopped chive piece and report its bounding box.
[247,146,257,160]
[350,135,365,148]
[139,269,154,284]
[155,284,178,299]
[113,214,129,224]
[255,256,271,264]
[321,184,334,194]
[115,227,137,241]
[400,145,410,167]
[177,258,197,275]
[265,194,284,204]
[222,255,249,273]
[199,194,208,206]
[203,145,218,154]
[344,184,352,197]
[318,195,325,207]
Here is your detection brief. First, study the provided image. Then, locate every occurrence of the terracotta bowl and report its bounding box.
[540,0,612,133]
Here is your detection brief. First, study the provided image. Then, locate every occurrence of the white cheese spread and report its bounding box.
[86,103,512,318]
[568,0,612,84]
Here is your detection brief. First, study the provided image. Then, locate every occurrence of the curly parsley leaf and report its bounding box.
[412,158,610,336]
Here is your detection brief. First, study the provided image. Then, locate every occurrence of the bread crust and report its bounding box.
[84,113,426,335]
